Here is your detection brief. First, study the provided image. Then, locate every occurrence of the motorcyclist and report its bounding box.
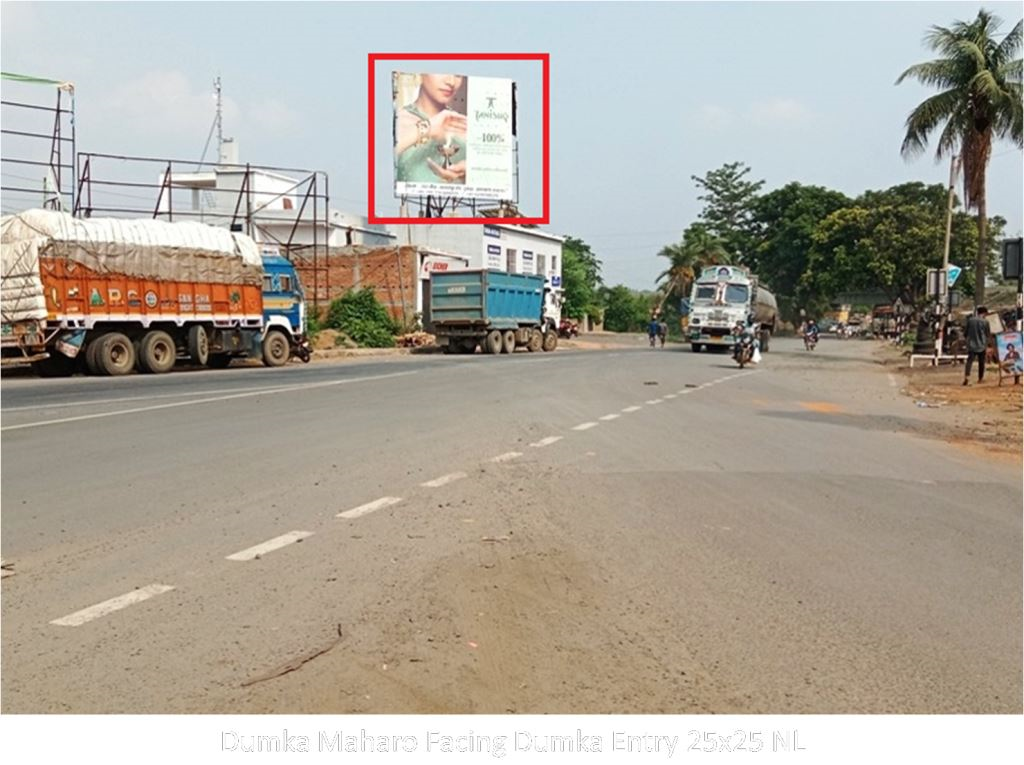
[804,319,820,349]
[733,317,760,361]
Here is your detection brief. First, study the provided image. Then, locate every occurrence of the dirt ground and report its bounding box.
[879,345,1023,458]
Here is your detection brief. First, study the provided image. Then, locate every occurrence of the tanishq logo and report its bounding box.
[475,105,509,122]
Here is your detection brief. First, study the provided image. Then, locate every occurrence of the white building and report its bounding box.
[161,143,394,249]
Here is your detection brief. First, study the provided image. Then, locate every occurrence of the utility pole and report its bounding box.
[937,153,961,355]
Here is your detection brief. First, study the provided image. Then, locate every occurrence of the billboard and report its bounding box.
[392,71,516,201]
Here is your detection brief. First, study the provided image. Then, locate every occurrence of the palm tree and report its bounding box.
[897,9,1022,304]
[655,224,730,314]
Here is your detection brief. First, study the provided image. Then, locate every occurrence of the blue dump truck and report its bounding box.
[429,269,559,354]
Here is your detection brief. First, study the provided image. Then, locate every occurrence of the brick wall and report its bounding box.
[294,245,419,327]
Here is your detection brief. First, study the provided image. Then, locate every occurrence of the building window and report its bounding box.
[551,256,558,273]
[506,248,517,273]
[538,254,547,275]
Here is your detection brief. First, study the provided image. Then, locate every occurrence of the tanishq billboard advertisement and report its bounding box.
[393,71,516,201]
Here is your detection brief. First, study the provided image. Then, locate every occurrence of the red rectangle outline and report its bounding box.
[368,52,549,225]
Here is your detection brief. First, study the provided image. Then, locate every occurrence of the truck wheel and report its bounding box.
[138,330,177,374]
[484,330,503,355]
[188,325,209,366]
[207,354,233,369]
[32,353,77,378]
[501,330,516,354]
[97,332,136,376]
[84,334,109,374]
[527,329,543,352]
[262,330,290,367]
[542,331,558,352]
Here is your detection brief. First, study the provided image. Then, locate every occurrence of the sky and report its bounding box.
[1,0,1021,289]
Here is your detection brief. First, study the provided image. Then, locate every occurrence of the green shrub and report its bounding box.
[325,289,398,348]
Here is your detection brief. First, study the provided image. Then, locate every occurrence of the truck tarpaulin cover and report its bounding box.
[1,209,263,323]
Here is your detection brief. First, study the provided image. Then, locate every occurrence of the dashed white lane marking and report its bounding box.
[489,451,523,463]
[646,399,664,405]
[421,472,467,488]
[664,393,677,399]
[1,371,419,432]
[621,406,642,413]
[337,496,403,519]
[599,413,621,421]
[226,531,313,561]
[573,422,599,431]
[530,436,563,447]
[51,584,175,627]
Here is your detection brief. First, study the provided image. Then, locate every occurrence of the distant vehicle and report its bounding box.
[1,209,309,376]
[683,265,777,353]
[558,318,579,339]
[430,269,559,354]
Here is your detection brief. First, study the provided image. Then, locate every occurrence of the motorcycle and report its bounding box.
[733,330,754,368]
[558,319,579,339]
[292,337,313,363]
[803,331,818,351]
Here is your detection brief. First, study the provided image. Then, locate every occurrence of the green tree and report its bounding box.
[561,236,603,320]
[692,161,765,263]
[802,182,1004,307]
[600,285,650,332]
[749,183,852,321]
[654,223,730,314]
[897,9,1023,304]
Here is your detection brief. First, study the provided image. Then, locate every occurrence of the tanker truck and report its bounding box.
[683,265,777,352]
[1,209,308,376]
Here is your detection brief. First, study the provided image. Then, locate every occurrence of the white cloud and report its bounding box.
[248,97,300,136]
[748,98,812,127]
[100,70,240,139]
[696,104,733,129]
[96,71,301,145]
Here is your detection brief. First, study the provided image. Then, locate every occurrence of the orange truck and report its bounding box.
[1,209,309,376]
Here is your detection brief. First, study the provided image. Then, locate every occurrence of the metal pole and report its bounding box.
[937,154,960,354]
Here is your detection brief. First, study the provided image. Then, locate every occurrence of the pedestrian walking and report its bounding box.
[963,306,991,386]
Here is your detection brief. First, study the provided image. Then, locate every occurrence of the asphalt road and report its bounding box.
[1,338,1020,713]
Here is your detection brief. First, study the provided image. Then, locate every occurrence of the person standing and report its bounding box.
[963,306,991,386]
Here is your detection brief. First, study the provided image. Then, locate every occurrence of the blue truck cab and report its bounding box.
[260,253,306,339]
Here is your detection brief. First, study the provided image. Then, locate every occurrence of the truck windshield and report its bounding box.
[693,284,749,303]
[725,284,749,303]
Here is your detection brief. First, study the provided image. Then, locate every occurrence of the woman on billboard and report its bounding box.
[395,72,468,185]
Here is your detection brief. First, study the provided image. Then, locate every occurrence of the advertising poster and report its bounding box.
[393,71,515,200]
[995,331,1023,376]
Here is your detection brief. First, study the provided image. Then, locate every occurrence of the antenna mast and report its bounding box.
[214,75,223,161]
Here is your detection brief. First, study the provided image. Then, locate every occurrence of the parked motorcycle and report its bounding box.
[292,337,313,363]
[558,319,579,339]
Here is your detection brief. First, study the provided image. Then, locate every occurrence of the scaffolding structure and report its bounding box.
[74,152,330,312]
[0,72,76,214]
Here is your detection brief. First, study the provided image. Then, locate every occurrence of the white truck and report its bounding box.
[684,265,777,352]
